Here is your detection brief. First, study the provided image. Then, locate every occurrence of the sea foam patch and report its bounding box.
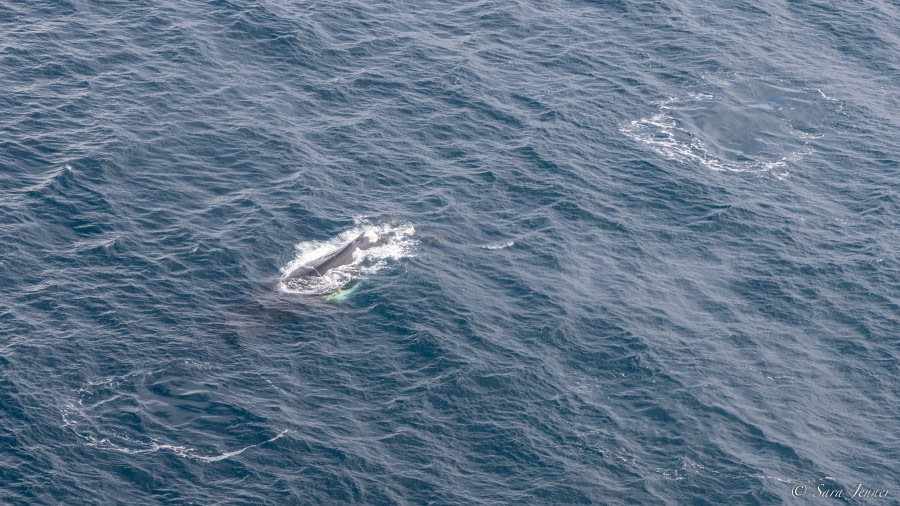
[622,78,838,176]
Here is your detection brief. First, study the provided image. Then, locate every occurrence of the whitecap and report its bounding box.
[481,241,515,250]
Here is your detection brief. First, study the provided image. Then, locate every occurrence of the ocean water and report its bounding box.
[1,0,898,504]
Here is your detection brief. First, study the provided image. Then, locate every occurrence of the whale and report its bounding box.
[282,232,388,283]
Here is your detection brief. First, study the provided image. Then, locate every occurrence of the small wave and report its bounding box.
[278,216,417,295]
[816,89,843,112]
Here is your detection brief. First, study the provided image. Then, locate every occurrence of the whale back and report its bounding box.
[284,233,386,280]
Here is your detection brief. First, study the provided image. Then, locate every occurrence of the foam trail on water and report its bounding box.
[61,404,290,463]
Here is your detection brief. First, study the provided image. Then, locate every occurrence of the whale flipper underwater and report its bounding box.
[323,281,364,302]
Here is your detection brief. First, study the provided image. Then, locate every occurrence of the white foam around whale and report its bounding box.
[278,217,417,295]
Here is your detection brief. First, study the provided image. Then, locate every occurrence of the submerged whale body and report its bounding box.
[282,232,387,282]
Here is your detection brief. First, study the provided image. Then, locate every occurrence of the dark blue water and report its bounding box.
[1,1,898,504]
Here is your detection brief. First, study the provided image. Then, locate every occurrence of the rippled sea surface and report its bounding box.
[1,0,898,504]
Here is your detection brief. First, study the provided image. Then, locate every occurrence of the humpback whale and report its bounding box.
[282,232,388,283]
